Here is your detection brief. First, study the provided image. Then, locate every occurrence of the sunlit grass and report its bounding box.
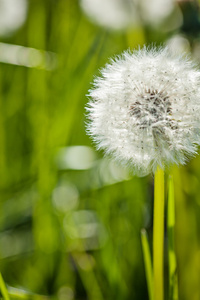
[0,272,10,300]
[141,229,153,300]
[0,1,200,300]
[167,175,178,300]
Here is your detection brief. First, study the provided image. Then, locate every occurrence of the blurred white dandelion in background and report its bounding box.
[86,46,200,175]
[139,0,175,25]
[80,0,139,30]
[0,0,28,36]
[80,0,181,30]
[166,34,190,54]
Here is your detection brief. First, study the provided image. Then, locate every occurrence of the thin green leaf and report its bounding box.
[168,175,179,300]
[141,229,154,300]
[0,272,10,300]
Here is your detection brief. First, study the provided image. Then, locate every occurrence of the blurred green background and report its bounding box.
[1,0,200,299]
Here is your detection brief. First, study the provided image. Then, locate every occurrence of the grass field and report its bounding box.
[0,1,200,299]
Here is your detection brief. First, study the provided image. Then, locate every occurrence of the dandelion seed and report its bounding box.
[86,46,200,175]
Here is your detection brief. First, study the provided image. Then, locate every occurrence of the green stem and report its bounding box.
[0,272,10,300]
[153,167,165,300]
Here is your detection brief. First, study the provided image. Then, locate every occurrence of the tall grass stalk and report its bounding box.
[141,229,153,300]
[0,272,10,300]
[168,175,179,300]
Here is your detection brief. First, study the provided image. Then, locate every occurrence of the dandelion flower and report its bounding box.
[86,46,200,175]
[80,0,177,31]
[0,0,27,37]
[139,0,175,26]
[80,0,139,30]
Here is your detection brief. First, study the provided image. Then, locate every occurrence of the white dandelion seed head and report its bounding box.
[86,46,200,176]
[139,0,175,26]
[0,0,28,37]
[80,0,139,30]
[80,0,178,31]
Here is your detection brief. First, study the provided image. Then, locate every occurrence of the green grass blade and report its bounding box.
[168,175,179,300]
[0,272,10,300]
[141,229,154,300]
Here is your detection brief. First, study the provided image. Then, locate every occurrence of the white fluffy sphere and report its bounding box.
[86,46,200,175]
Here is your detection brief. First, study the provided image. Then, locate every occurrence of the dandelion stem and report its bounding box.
[153,166,165,300]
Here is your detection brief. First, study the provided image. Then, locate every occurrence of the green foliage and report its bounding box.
[0,1,200,299]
